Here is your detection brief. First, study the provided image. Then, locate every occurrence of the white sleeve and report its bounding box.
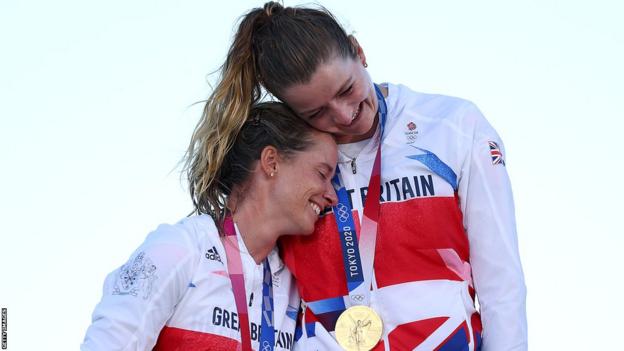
[457,103,528,350]
[81,223,199,351]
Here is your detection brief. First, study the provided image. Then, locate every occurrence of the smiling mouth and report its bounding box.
[309,201,321,215]
[350,103,362,123]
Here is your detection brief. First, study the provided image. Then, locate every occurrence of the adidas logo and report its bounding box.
[205,246,222,262]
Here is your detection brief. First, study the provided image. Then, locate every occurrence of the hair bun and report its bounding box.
[263,1,284,17]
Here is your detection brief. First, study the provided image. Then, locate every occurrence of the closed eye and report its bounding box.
[318,164,335,181]
[318,171,328,180]
[307,108,323,120]
[340,85,353,96]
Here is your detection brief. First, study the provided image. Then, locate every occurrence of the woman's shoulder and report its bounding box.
[141,214,219,254]
[386,82,479,120]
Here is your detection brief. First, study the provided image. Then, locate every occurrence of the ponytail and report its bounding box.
[184,1,354,228]
[183,7,266,222]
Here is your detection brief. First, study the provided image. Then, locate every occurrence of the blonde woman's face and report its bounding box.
[279,56,378,144]
[273,131,338,235]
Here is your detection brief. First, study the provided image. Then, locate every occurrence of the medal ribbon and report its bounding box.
[260,257,275,351]
[223,217,275,351]
[331,84,387,307]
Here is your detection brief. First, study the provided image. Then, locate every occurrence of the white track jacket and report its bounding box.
[281,83,527,351]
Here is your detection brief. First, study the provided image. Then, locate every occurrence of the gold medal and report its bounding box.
[335,306,383,351]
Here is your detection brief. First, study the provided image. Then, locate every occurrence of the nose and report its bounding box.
[329,100,354,126]
[323,180,339,207]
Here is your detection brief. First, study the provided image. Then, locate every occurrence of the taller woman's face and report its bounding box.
[279,55,378,144]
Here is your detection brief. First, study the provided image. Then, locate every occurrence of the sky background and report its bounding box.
[1,0,622,349]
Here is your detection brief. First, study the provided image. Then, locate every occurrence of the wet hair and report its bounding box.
[184,101,316,232]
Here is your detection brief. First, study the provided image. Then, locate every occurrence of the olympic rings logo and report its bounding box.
[351,294,365,303]
[336,203,350,222]
[262,341,272,351]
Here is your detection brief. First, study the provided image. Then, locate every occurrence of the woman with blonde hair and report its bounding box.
[82,97,338,349]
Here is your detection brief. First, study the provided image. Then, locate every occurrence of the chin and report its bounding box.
[354,115,375,134]
[300,225,315,235]
[298,219,317,235]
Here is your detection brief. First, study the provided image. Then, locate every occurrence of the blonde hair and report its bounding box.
[183,10,263,225]
[184,1,352,229]
[185,99,315,231]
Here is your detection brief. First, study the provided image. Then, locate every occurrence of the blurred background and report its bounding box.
[1,0,622,349]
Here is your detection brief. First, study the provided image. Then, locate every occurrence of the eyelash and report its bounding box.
[308,109,323,119]
[341,85,353,96]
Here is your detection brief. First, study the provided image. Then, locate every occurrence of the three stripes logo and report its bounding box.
[205,246,222,263]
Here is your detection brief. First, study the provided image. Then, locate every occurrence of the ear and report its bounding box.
[348,35,367,67]
[259,145,280,177]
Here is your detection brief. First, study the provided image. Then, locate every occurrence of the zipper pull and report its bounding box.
[351,158,357,174]
[249,292,254,307]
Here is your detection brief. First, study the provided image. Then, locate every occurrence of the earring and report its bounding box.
[363,62,368,68]
[270,172,274,177]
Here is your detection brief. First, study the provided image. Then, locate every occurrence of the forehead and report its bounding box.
[280,57,356,111]
[293,132,337,164]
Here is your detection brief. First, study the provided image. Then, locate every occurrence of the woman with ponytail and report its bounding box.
[82,99,339,350]
[216,2,528,351]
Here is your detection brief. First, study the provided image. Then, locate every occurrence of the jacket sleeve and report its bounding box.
[81,223,199,351]
[457,103,528,350]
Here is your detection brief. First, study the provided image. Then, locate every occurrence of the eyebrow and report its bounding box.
[300,76,353,116]
[321,162,336,174]
[336,77,353,95]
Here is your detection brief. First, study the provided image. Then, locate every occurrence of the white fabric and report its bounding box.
[81,215,299,351]
[295,83,527,350]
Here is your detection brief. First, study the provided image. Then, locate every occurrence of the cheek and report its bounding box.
[353,69,372,95]
[276,175,298,201]
[307,117,339,134]
[351,86,373,110]
[282,172,309,198]
[296,173,323,196]
[306,118,329,131]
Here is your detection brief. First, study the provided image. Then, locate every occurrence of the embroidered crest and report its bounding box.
[404,121,419,144]
[488,141,505,166]
[112,251,157,300]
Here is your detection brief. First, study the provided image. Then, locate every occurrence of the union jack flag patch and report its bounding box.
[488,141,505,166]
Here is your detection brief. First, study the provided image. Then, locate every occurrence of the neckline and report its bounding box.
[229,222,283,272]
